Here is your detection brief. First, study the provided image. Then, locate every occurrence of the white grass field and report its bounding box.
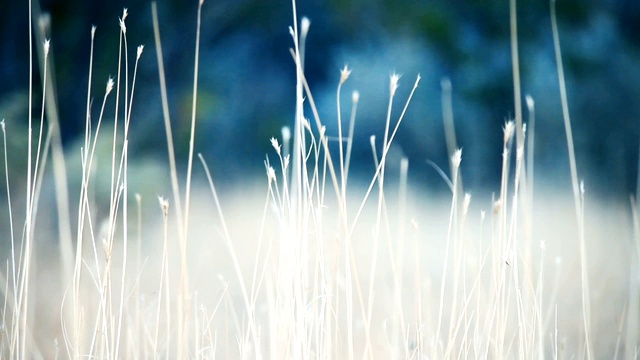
[1,0,639,359]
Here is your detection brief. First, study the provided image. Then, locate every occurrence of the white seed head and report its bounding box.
[43,39,50,57]
[158,196,169,214]
[340,65,351,84]
[119,9,128,33]
[135,193,141,202]
[267,166,276,183]
[451,148,462,169]
[301,17,310,36]
[281,126,291,143]
[580,180,585,195]
[493,199,502,214]
[106,78,114,95]
[390,73,400,97]
[525,95,534,111]
[283,154,290,169]
[136,45,144,60]
[303,118,311,131]
[1,119,5,132]
[270,137,281,154]
[369,135,376,148]
[119,18,126,34]
[400,157,409,171]
[91,25,96,38]
[503,121,515,144]
[463,193,471,216]
[352,90,360,104]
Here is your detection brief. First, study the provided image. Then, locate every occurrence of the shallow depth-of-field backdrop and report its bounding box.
[2,0,640,194]
[1,0,640,358]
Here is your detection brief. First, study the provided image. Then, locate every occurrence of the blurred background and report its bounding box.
[1,0,640,201]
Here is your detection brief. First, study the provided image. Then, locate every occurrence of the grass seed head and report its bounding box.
[340,65,351,84]
[503,121,515,144]
[119,9,128,34]
[158,196,169,215]
[136,45,144,60]
[270,137,281,155]
[451,148,462,170]
[301,17,310,37]
[526,94,535,111]
[284,154,290,170]
[106,78,114,95]
[267,166,276,183]
[43,40,50,56]
[281,126,291,143]
[463,193,471,215]
[493,199,502,214]
[390,73,400,97]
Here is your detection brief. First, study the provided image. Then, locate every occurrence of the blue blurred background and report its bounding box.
[1,0,640,200]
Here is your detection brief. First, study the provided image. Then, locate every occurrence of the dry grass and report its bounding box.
[1,0,639,359]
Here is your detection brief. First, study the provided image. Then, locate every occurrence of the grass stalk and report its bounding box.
[177,2,205,354]
[550,1,592,357]
[434,149,461,356]
[199,154,261,358]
